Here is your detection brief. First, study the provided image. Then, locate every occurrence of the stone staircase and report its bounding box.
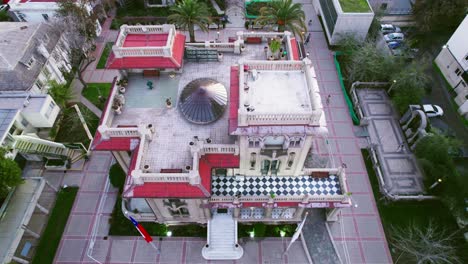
[13,135,85,163]
[202,212,243,260]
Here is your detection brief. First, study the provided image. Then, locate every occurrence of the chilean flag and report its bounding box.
[129,216,153,243]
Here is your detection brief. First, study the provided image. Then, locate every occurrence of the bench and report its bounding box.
[21,242,32,257]
[246,37,262,44]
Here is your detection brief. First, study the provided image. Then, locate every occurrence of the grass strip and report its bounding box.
[32,187,78,264]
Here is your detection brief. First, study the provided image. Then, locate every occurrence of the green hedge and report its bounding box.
[32,187,78,264]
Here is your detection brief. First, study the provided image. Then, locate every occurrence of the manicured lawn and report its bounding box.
[339,0,371,13]
[32,187,78,264]
[55,103,99,146]
[361,149,468,262]
[81,83,112,110]
[96,42,114,69]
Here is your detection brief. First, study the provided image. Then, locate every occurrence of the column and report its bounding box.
[294,206,305,219]
[22,225,40,239]
[326,208,341,222]
[36,203,49,215]
[12,256,29,264]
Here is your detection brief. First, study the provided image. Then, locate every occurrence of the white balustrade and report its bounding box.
[242,111,322,126]
[244,60,303,71]
[210,194,346,203]
[140,173,191,182]
[186,42,236,52]
[202,144,238,154]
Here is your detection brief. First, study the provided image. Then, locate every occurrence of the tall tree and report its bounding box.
[0,148,23,199]
[47,80,73,109]
[391,222,460,264]
[168,0,211,43]
[256,0,306,37]
[55,0,98,88]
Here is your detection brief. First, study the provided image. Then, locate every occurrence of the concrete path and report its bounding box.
[357,89,424,194]
[80,96,103,117]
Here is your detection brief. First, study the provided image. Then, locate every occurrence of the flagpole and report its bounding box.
[284,211,309,255]
[149,240,161,254]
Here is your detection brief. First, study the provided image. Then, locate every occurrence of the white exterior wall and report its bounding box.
[21,95,60,128]
[446,15,468,71]
[434,15,468,118]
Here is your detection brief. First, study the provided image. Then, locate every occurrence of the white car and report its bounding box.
[381,24,401,35]
[384,33,404,42]
[422,104,444,117]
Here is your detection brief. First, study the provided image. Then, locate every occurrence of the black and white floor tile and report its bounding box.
[211,175,342,196]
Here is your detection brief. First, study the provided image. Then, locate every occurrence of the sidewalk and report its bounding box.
[301,1,393,262]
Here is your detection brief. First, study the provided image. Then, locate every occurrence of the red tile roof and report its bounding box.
[123,34,169,47]
[229,66,240,134]
[106,33,185,69]
[131,154,240,198]
[290,38,300,60]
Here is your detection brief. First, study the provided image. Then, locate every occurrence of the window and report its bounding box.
[44,101,56,119]
[250,152,257,169]
[163,199,189,217]
[35,79,44,90]
[248,137,261,148]
[287,152,296,168]
[42,14,49,21]
[21,118,29,128]
[25,57,35,69]
[289,137,302,148]
[455,68,462,76]
[42,67,51,79]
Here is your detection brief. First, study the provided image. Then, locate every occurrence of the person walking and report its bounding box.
[304,33,311,45]
[326,94,331,105]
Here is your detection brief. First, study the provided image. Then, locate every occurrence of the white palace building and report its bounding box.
[91,24,352,260]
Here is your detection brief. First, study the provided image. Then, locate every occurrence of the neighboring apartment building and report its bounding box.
[7,0,102,35]
[92,24,351,260]
[312,0,374,44]
[0,22,71,94]
[435,15,468,119]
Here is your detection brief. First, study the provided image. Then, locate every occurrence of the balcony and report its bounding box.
[210,168,350,205]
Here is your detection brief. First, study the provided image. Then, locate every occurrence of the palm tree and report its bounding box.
[256,0,306,37]
[47,80,73,108]
[168,0,211,43]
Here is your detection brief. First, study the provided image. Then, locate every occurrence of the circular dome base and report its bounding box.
[178,78,227,124]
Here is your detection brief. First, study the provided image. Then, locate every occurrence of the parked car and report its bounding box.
[381,24,401,35]
[388,41,402,49]
[422,104,444,117]
[0,4,9,11]
[384,33,404,42]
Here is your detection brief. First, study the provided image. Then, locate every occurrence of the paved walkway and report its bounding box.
[357,89,424,194]
[300,1,393,263]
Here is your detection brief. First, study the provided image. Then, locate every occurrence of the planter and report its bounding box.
[217,52,223,62]
[166,98,172,108]
[268,55,275,61]
[119,86,126,94]
[45,159,68,171]
[113,106,122,115]
[143,164,150,172]
[240,45,246,52]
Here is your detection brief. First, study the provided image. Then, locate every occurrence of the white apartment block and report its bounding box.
[435,15,468,119]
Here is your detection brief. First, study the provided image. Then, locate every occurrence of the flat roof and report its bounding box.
[245,70,312,114]
[123,34,169,48]
[0,178,45,264]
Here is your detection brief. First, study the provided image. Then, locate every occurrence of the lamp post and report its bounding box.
[387,79,397,93]
[429,178,443,190]
[216,31,220,42]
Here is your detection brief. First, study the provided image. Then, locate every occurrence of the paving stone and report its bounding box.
[82,172,107,191]
[62,171,84,187]
[335,240,364,264]
[346,173,371,193]
[361,240,392,263]
[328,216,358,239]
[237,240,259,264]
[109,239,134,263]
[333,122,355,137]
[340,155,365,173]
[73,193,100,213]
[83,239,111,263]
[184,240,206,264]
[65,214,93,236]
[159,240,184,263]
[356,216,382,238]
[352,194,377,215]
[336,138,359,155]
[57,239,86,262]
[133,239,159,263]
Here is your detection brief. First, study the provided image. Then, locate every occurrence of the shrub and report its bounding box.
[109,163,126,190]
[254,223,266,237]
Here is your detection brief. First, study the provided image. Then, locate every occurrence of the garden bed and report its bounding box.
[361,149,468,262]
[338,0,371,13]
[96,42,114,69]
[54,103,99,146]
[81,83,112,110]
[245,1,269,18]
[32,187,78,264]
